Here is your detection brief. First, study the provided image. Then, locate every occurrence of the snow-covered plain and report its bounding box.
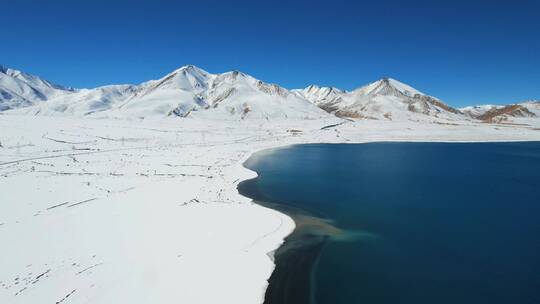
[1,113,539,304]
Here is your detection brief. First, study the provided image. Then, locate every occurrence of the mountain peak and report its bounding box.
[292,85,345,107]
[174,65,210,75]
[0,65,21,77]
[221,70,247,78]
[302,84,343,93]
[0,65,76,111]
[357,77,424,98]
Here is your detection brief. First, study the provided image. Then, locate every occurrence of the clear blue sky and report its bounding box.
[2,0,539,106]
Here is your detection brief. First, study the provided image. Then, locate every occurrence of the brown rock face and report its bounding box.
[477,104,536,122]
[426,97,462,114]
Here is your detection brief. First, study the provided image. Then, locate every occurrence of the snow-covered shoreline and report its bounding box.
[1,114,540,304]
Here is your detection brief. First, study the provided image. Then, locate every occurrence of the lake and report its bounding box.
[238,142,540,304]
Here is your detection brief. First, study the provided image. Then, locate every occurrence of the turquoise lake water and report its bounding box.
[239,142,540,304]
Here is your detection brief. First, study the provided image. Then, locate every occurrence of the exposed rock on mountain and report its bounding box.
[461,101,539,123]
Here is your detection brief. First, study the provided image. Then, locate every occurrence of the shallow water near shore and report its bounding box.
[239,142,540,304]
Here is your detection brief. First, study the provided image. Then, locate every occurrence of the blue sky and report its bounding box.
[2,0,539,106]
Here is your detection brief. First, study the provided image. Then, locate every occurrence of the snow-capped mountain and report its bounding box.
[10,65,328,120]
[27,84,139,116]
[1,64,538,124]
[295,78,464,121]
[111,65,327,119]
[0,65,75,110]
[292,85,345,112]
[459,104,496,118]
[460,100,539,123]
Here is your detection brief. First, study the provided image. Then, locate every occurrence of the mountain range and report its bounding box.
[1,64,538,124]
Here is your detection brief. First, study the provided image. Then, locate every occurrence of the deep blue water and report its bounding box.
[240,142,540,304]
